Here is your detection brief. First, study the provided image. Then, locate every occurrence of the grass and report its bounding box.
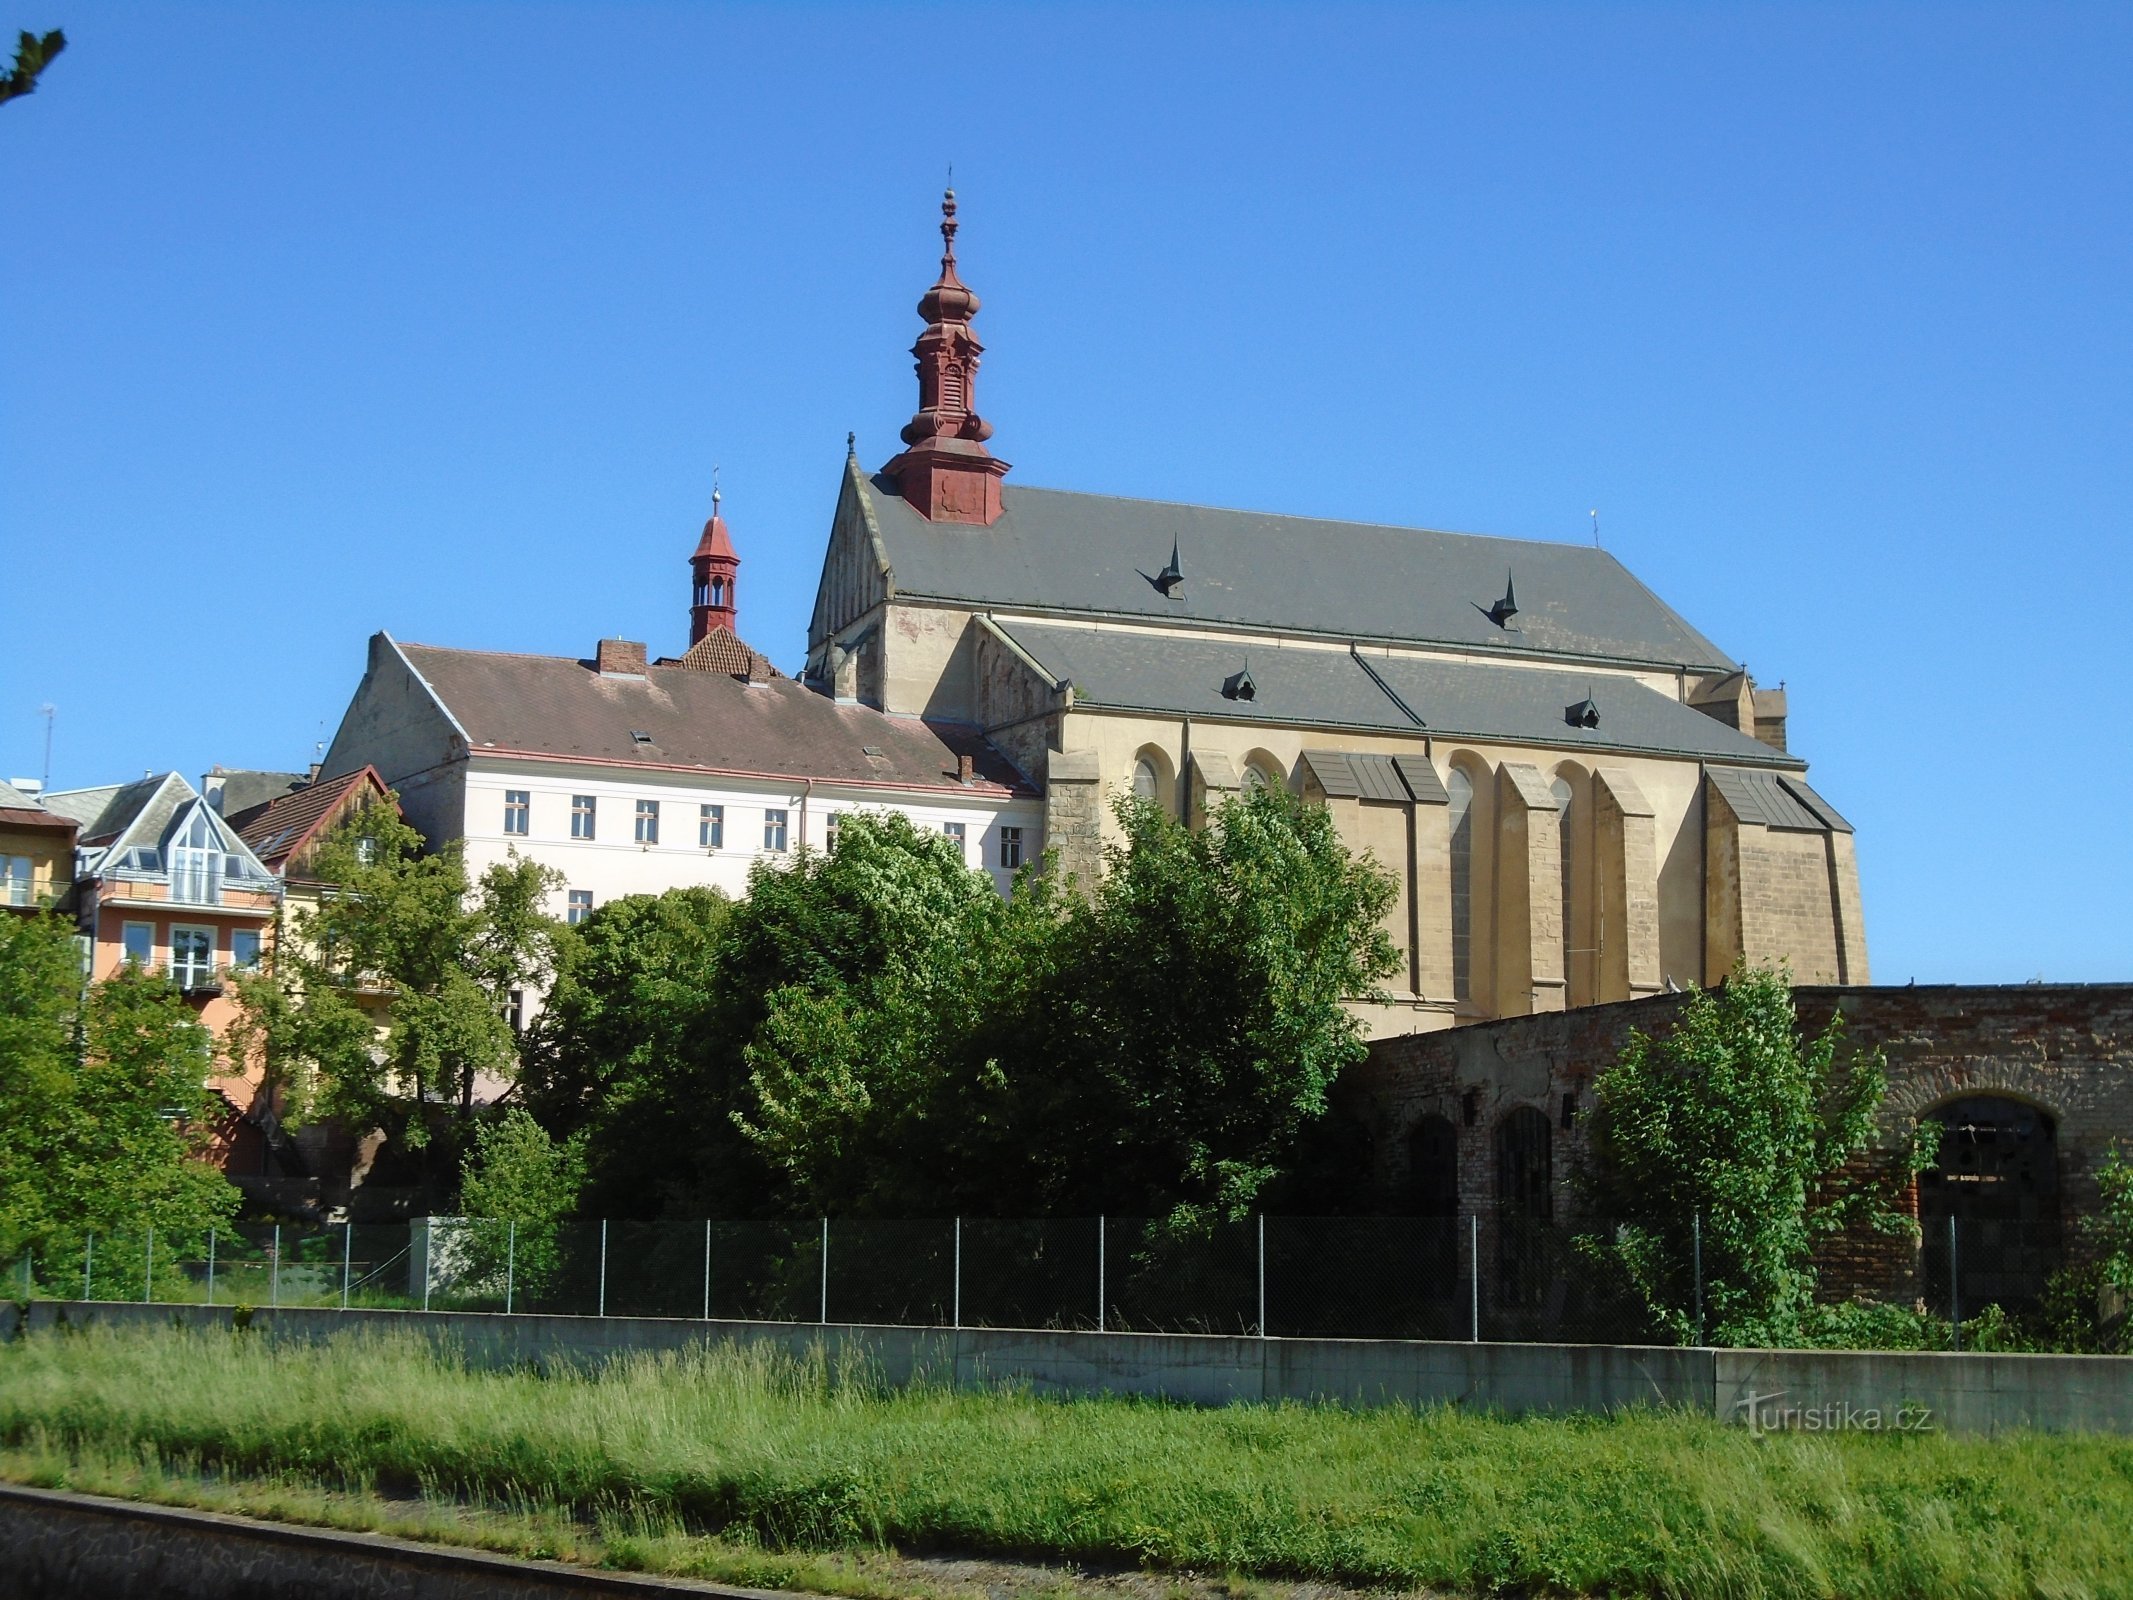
[3,1324,2132,1599]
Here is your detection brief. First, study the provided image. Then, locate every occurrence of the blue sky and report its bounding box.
[3,3,2128,982]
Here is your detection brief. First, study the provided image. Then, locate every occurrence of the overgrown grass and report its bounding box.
[3,1323,2131,1598]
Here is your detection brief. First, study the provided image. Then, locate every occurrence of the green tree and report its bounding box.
[551,791,1397,1229]
[228,796,563,1173]
[0,27,64,105]
[456,1106,587,1300]
[1574,965,1930,1345]
[0,912,236,1265]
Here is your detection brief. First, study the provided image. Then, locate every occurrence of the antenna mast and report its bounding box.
[39,703,54,792]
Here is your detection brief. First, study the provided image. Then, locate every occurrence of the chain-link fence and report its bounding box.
[0,1213,2092,1350]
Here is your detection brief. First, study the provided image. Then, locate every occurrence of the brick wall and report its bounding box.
[1340,984,2133,1291]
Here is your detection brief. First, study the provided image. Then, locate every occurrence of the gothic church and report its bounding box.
[807,191,1867,1039]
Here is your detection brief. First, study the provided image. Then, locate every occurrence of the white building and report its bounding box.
[318,626,1043,932]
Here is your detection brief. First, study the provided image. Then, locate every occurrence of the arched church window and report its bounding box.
[1447,767,1473,1002]
[1132,757,1160,803]
[1551,775,1578,1000]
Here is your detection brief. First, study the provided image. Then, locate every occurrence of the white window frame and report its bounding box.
[122,921,155,967]
[571,795,597,840]
[566,889,594,925]
[0,853,32,906]
[699,804,724,849]
[942,821,966,859]
[998,826,1024,869]
[635,799,660,845]
[503,790,531,836]
[169,924,216,989]
[763,809,789,853]
[230,928,263,970]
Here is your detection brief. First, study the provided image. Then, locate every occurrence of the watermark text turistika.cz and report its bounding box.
[1734,1390,1936,1436]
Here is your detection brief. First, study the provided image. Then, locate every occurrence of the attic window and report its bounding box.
[629,730,655,746]
[861,746,885,758]
[1221,668,1257,702]
[1565,695,1600,730]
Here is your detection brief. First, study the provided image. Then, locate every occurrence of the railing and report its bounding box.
[2,1215,2090,1350]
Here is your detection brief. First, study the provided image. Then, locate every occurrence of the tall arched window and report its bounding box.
[1132,757,1160,802]
[1447,767,1473,1002]
[1551,775,1578,1000]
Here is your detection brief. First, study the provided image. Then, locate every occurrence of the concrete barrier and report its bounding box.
[7,1300,2127,1433]
[0,1480,774,1598]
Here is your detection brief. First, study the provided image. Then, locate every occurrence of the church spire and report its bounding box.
[883,187,1011,526]
[688,477,739,645]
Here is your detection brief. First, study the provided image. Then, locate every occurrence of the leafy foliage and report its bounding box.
[456,1107,587,1299]
[0,28,63,105]
[539,790,1397,1227]
[1574,965,1931,1345]
[227,796,563,1163]
[0,912,236,1260]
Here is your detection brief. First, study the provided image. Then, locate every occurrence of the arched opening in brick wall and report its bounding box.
[1918,1095,2063,1313]
[1494,1105,1554,1309]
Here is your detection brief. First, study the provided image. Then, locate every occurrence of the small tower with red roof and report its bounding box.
[882,188,1011,525]
[688,483,740,645]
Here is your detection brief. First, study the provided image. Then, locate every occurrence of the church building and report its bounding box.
[807,191,1867,1037]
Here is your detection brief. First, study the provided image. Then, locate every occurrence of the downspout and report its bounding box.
[800,777,814,852]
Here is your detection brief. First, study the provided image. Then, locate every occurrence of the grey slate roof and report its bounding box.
[396,641,1033,796]
[44,775,182,846]
[859,476,1736,671]
[1707,767,1852,833]
[995,620,1798,768]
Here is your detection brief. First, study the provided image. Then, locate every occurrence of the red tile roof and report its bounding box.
[663,625,777,680]
[227,766,390,874]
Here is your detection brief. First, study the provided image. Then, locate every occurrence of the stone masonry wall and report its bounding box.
[1340,984,2133,1295]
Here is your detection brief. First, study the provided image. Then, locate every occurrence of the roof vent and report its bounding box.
[629,729,655,746]
[1474,570,1520,630]
[1565,693,1601,730]
[1222,667,1258,702]
[862,745,886,758]
[1138,536,1184,599]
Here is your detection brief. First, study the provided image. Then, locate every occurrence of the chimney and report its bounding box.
[596,638,647,676]
[956,753,975,783]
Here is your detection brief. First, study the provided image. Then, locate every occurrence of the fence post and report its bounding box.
[270,1223,281,1310]
[597,1220,608,1319]
[819,1217,829,1326]
[1469,1215,1480,1343]
[1257,1213,1267,1339]
[144,1227,154,1304]
[1692,1211,1705,1345]
[83,1233,93,1302]
[20,1251,30,1300]
[206,1230,216,1307]
[702,1220,712,1322]
[1948,1215,1961,1353]
[421,1222,432,1313]
[505,1222,516,1315]
[1096,1215,1106,1334]
[341,1224,352,1311]
[952,1217,962,1331]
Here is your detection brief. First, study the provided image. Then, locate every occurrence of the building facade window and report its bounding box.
[505,988,525,1034]
[825,813,841,851]
[169,812,222,905]
[942,820,966,857]
[170,926,215,989]
[230,929,263,969]
[566,890,594,925]
[998,826,1023,869]
[503,790,530,835]
[122,922,154,967]
[635,799,660,845]
[571,795,597,840]
[1446,767,1473,1003]
[1132,758,1159,802]
[0,854,32,905]
[699,804,724,849]
[763,809,789,852]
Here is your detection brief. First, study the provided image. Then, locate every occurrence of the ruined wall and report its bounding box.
[1341,984,2133,1282]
